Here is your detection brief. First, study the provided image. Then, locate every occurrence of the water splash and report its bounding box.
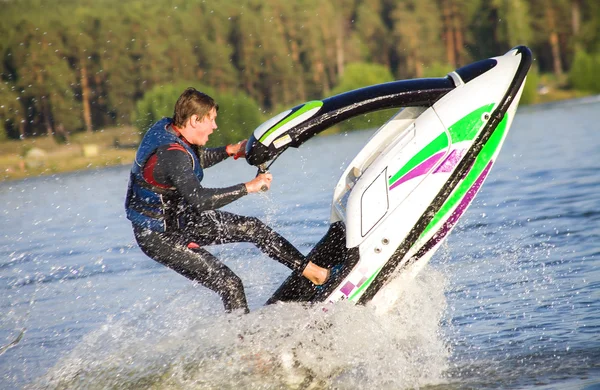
[35,268,450,389]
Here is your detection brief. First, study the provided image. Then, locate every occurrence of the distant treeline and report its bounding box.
[1,0,599,143]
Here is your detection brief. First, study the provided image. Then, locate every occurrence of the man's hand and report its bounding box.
[226,140,247,160]
[245,172,272,193]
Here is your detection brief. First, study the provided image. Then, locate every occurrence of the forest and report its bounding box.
[1,0,599,145]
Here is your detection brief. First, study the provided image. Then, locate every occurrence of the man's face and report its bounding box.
[181,107,218,146]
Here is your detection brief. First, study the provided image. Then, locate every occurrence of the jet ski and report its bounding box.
[244,46,532,305]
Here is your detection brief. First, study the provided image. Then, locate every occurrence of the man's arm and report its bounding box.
[154,145,247,212]
[198,146,229,169]
[198,139,247,169]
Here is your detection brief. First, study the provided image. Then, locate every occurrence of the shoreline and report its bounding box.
[0,127,139,182]
[1,150,137,183]
[2,93,598,183]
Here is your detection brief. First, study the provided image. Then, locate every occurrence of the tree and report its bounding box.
[231,0,266,105]
[355,0,392,66]
[0,17,24,140]
[519,63,540,105]
[569,49,600,93]
[570,0,600,53]
[391,0,445,78]
[438,0,476,66]
[530,0,570,77]
[133,83,264,145]
[331,62,395,131]
[12,17,81,137]
[61,7,99,133]
[0,82,24,140]
[192,2,239,92]
[295,0,336,97]
[256,0,300,108]
[1,0,597,141]
[492,0,533,48]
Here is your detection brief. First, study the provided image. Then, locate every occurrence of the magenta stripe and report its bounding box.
[433,148,466,174]
[419,161,493,253]
[341,281,355,296]
[390,152,445,190]
[356,276,368,288]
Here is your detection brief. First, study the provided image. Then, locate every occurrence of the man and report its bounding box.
[125,87,329,313]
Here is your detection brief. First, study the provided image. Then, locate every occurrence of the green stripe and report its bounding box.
[346,107,508,302]
[448,103,494,143]
[347,114,510,302]
[259,100,323,143]
[388,132,449,186]
[421,113,509,238]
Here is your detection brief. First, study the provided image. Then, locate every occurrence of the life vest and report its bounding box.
[125,118,203,232]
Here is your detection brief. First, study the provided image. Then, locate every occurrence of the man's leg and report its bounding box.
[185,210,329,284]
[133,226,249,313]
[187,210,307,270]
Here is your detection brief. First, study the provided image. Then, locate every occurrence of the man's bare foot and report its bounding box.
[302,261,330,285]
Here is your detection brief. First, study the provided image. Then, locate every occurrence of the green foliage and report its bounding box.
[332,62,395,95]
[422,63,455,78]
[132,83,264,146]
[332,63,394,96]
[132,84,186,135]
[331,62,396,132]
[0,83,22,141]
[391,0,444,78]
[519,64,539,105]
[0,0,598,144]
[211,93,264,146]
[569,49,600,93]
[492,0,533,47]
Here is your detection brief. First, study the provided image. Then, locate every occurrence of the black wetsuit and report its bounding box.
[132,142,307,313]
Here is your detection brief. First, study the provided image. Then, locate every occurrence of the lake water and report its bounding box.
[1,98,600,389]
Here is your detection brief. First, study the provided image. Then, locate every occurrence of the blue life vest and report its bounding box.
[125,118,203,232]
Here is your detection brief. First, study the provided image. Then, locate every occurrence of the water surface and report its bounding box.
[1,98,600,389]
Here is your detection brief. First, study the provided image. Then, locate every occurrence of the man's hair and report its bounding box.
[172,87,219,127]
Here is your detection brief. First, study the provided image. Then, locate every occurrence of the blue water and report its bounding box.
[1,98,600,389]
